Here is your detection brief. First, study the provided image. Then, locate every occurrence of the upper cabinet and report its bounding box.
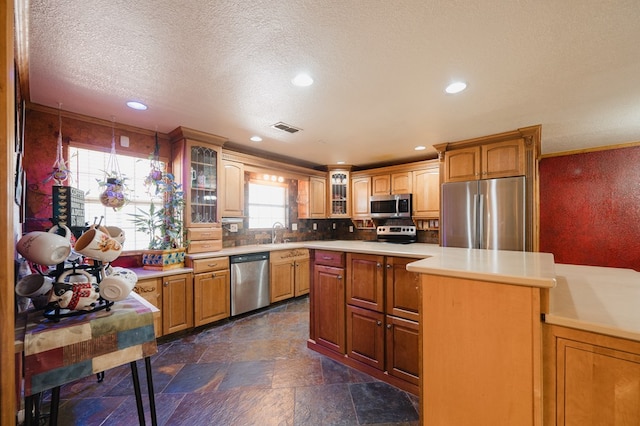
[443,139,525,182]
[170,127,226,253]
[412,162,440,219]
[351,175,371,219]
[220,159,245,218]
[328,168,351,218]
[299,175,327,219]
[372,172,412,196]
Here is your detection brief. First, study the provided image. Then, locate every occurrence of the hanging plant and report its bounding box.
[43,103,71,185]
[144,132,164,191]
[97,117,130,211]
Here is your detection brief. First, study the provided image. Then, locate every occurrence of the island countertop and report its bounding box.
[546,263,640,342]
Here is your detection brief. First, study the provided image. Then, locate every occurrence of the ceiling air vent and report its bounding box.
[271,122,302,134]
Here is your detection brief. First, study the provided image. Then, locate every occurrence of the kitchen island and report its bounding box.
[134,241,640,425]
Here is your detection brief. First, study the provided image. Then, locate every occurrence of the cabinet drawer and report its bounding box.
[187,227,222,241]
[314,250,345,267]
[191,256,229,274]
[271,248,309,263]
[188,239,223,254]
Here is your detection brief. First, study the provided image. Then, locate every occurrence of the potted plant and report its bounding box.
[96,172,130,211]
[130,171,186,270]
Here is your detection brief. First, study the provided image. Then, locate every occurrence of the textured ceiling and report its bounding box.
[26,0,640,167]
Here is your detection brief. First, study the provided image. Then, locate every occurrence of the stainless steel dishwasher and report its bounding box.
[230,252,270,316]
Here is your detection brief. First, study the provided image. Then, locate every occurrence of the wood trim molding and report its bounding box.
[168,126,227,146]
[2,0,17,422]
[539,139,640,159]
[222,148,325,179]
[28,102,172,140]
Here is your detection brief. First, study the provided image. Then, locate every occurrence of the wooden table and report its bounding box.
[17,293,159,425]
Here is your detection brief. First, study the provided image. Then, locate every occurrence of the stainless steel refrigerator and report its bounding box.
[441,176,526,251]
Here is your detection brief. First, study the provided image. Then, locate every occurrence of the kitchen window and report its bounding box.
[68,146,164,251]
[247,181,287,228]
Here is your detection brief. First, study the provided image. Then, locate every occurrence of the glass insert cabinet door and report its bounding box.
[188,144,218,226]
[329,170,350,217]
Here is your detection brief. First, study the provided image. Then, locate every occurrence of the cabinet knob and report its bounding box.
[211,272,216,278]
[376,321,382,326]
[386,264,392,269]
[376,263,382,268]
[337,275,342,280]
[386,324,392,329]
[163,281,169,287]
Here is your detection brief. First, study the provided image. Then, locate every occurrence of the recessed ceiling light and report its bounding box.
[414,145,426,151]
[445,82,467,94]
[292,73,314,87]
[337,161,345,165]
[250,136,262,142]
[126,101,148,110]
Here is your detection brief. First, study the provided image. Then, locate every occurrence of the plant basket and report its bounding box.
[142,248,186,270]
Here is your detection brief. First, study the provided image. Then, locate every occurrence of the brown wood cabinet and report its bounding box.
[161,273,193,335]
[347,304,385,370]
[385,257,420,322]
[444,138,525,182]
[220,159,244,217]
[371,172,412,196]
[351,176,371,219]
[544,324,640,426]
[191,257,230,327]
[299,176,327,219]
[328,169,350,218]
[270,248,310,303]
[133,277,163,337]
[170,127,225,253]
[310,250,346,354]
[412,165,440,219]
[385,315,419,386]
[346,253,385,312]
[342,252,420,394]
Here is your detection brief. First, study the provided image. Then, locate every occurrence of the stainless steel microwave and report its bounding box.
[370,193,412,218]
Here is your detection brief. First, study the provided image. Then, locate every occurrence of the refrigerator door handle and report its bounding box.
[477,194,484,249]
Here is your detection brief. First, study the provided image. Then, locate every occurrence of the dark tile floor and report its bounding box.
[39,296,420,425]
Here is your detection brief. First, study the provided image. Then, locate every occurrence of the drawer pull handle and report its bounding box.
[322,256,332,260]
[208,263,218,267]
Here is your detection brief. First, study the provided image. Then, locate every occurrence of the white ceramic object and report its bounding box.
[16,225,72,266]
[74,227,122,262]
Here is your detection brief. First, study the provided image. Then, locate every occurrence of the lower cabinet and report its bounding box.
[346,305,385,369]
[270,249,310,303]
[161,273,193,335]
[385,315,419,386]
[310,250,346,354]
[544,324,640,425]
[191,257,230,327]
[133,277,163,337]
[309,250,420,394]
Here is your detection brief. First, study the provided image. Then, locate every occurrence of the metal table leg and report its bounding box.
[130,361,146,426]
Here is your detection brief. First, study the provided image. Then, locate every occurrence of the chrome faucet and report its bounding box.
[272,222,285,244]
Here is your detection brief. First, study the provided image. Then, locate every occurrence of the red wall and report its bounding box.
[539,146,640,271]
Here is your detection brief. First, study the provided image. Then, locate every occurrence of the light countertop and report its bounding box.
[546,264,640,341]
[132,240,640,342]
